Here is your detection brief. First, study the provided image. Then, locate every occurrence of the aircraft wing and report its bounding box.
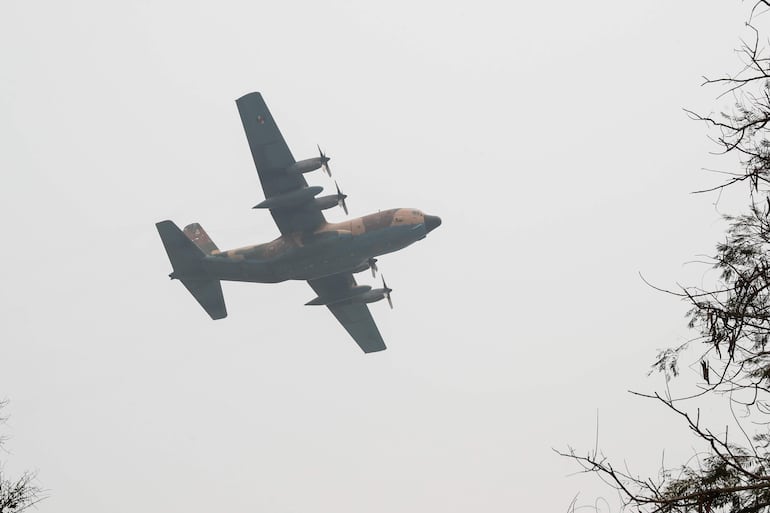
[307,274,387,353]
[236,92,327,234]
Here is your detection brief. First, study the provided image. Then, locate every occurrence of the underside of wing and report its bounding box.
[308,274,387,353]
[236,92,326,234]
[326,302,387,353]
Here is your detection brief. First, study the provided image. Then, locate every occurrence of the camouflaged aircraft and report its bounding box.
[156,92,441,353]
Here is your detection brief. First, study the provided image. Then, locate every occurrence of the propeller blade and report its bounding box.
[381,275,393,309]
[335,181,348,215]
[318,144,331,176]
[368,257,378,278]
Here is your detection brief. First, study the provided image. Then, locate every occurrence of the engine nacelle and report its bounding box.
[351,258,377,275]
[286,157,325,174]
[306,287,389,307]
[305,285,372,306]
[348,289,387,305]
[312,195,341,211]
[253,186,323,209]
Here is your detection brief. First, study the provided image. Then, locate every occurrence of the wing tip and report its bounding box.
[236,91,264,104]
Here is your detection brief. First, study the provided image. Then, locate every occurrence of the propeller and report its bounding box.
[368,257,378,278]
[335,181,348,215]
[381,275,393,309]
[317,144,331,176]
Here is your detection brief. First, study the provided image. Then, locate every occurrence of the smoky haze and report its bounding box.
[0,1,750,511]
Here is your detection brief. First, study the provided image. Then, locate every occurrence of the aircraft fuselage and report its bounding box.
[192,208,441,283]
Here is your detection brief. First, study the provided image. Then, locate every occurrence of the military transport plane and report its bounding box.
[156,92,441,353]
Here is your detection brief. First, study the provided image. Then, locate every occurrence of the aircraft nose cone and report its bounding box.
[425,214,442,233]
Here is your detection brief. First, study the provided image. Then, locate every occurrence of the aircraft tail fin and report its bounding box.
[156,220,227,320]
[156,220,205,275]
[183,222,220,255]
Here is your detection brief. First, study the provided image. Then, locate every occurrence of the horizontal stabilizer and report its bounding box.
[156,220,205,275]
[180,278,227,320]
[156,220,228,320]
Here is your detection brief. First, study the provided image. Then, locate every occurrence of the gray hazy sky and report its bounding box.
[0,1,755,511]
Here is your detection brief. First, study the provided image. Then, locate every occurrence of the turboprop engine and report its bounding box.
[305,285,371,305]
[252,182,348,215]
[285,145,331,176]
[311,182,348,214]
[348,286,392,308]
[252,186,323,209]
[351,258,378,277]
[305,277,393,308]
